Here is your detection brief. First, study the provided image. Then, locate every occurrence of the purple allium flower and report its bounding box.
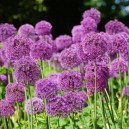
[77,43,88,64]
[109,58,127,77]
[5,35,33,61]
[122,86,129,96]
[63,92,85,113]
[25,97,44,115]
[6,83,25,103]
[81,17,97,34]
[35,20,52,36]
[76,91,88,101]
[50,53,63,70]
[0,23,16,42]
[85,62,109,94]
[0,74,7,82]
[60,45,81,69]
[71,25,83,43]
[58,70,82,92]
[47,73,59,86]
[96,53,110,64]
[35,78,58,102]
[105,20,126,35]
[55,35,73,51]
[111,33,127,54]
[82,32,107,61]
[30,40,52,60]
[14,56,40,85]
[39,35,57,53]
[47,92,85,117]
[82,8,101,24]
[18,24,38,41]
[0,99,15,117]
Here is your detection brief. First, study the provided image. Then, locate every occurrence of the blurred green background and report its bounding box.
[0,0,129,37]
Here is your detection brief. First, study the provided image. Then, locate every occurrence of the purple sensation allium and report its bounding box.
[55,35,73,51]
[77,43,88,64]
[85,62,109,94]
[14,56,40,85]
[35,78,58,102]
[58,70,82,92]
[0,74,7,82]
[18,24,38,41]
[76,91,88,101]
[5,35,33,61]
[39,35,57,53]
[30,40,52,60]
[6,83,25,103]
[96,53,110,64]
[60,45,81,69]
[35,20,52,36]
[82,32,107,61]
[25,97,44,115]
[82,8,101,24]
[109,58,127,77]
[105,20,126,35]
[71,25,83,43]
[0,23,16,42]
[81,17,97,34]
[47,73,59,86]
[0,99,15,117]
[46,96,66,117]
[63,92,85,113]
[50,53,63,70]
[111,33,127,54]
[122,86,129,96]
[47,92,85,117]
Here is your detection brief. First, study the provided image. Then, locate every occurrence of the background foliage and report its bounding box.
[0,0,129,37]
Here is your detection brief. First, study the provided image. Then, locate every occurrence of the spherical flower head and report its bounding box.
[35,78,58,102]
[122,86,129,96]
[18,24,38,40]
[6,83,25,103]
[85,62,109,94]
[0,23,16,42]
[0,74,7,82]
[109,58,127,78]
[60,45,81,69]
[35,20,52,36]
[96,53,110,64]
[25,97,44,115]
[30,40,52,60]
[82,32,107,61]
[50,53,63,70]
[105,20,126,35]
[5,35,33,61]
[111,33,127,54]
[0,99,15,117]
[63,92,85,113]
[14,56,40,85]
[76,91,88,101]
[82,8,101,24]
[39,35,57,53]
[71,25,83,43]
[77,43,88,64]
[46,96,66,117]
[47,92,85,117]
[55,35,73,51]
[81,17,97,34]
[58,70,82,92]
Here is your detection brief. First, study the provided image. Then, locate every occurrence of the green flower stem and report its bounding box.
[94,60,97,129]
[99,93,107,129]
[28,86,33,129]
[117,53,123,129]
[3,117,8,129]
